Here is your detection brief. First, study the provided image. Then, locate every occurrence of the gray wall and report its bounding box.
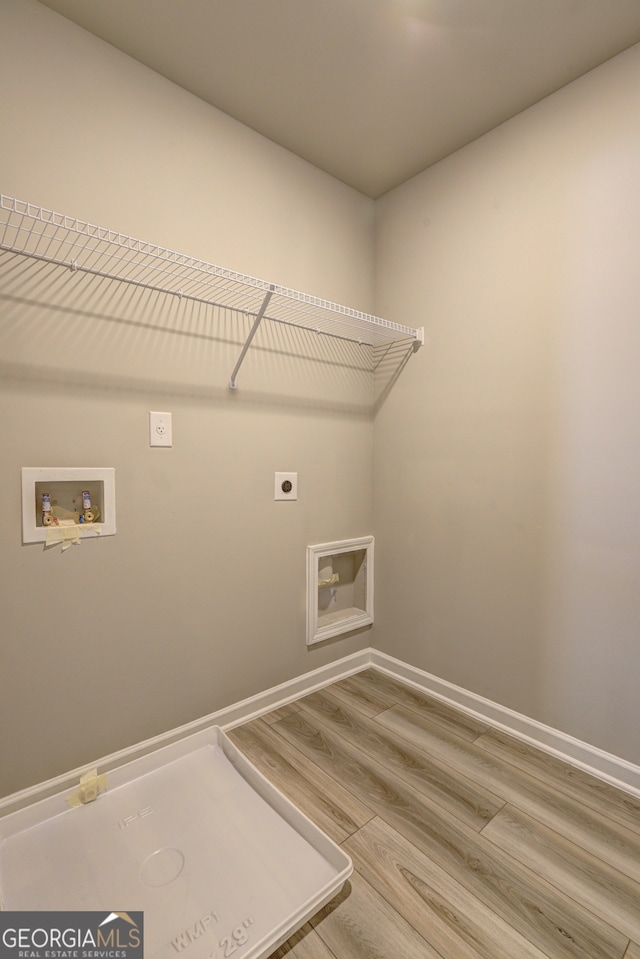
[373,44,640,765]
[0,0,376,797]
[2,0,639,798]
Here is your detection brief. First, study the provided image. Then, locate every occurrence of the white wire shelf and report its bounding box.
[0,194,423,387]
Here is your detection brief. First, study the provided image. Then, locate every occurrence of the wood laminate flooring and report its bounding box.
[227,668,640,959]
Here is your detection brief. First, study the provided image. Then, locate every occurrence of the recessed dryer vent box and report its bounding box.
[21,467,116,543]
[307,535,374,645]
[0,727,352,959]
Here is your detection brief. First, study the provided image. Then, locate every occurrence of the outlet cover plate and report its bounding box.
[149,411,172,447]
[275,472,298,501]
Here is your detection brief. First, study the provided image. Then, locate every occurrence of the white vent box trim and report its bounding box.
[307,536,374,646]
[0,726,352,959]
[21,467,116,544]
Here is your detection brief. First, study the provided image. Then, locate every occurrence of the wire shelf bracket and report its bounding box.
[0,194,423,388]
[229,286,274,390]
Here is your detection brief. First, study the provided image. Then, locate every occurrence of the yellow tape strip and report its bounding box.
[66,768,107,807]
[318,573,340,587]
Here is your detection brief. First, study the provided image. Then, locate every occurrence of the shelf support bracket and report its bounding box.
[229,285,275,390]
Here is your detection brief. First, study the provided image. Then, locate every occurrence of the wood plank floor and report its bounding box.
[227,668,640,959]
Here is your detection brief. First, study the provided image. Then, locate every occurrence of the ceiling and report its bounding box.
[36,0,640,198]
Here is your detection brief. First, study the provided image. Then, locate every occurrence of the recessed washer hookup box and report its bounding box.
[0,727,352,959]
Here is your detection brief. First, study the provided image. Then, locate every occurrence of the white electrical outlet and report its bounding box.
[149,411,172,447]
[275,472,298,501]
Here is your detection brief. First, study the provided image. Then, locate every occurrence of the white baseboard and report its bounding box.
[370,650,640,799]
[3,646,640,814]
[0,650,372,816]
